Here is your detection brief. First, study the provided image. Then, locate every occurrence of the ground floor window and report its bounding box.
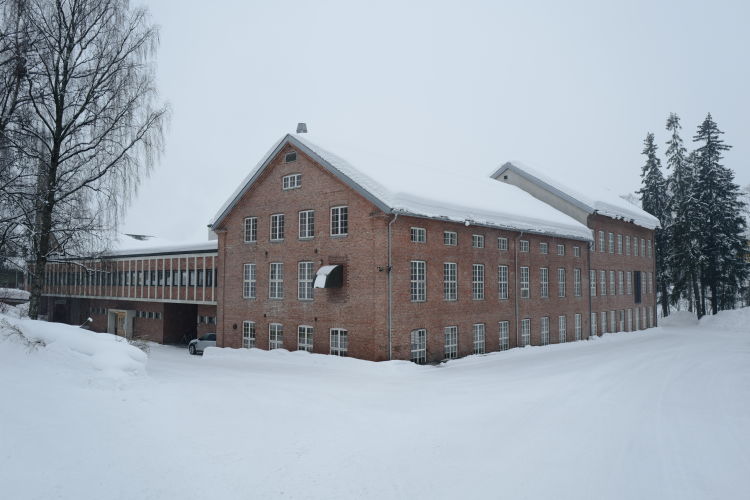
[628,309,633,331]
[444,326,458,359]
[410,329,427,364]
[330,328,348,356]
[521,318,531,346]
[591,313,597,337]
[610,310,616,333]
[558,315,566,343]
[298,325,313,352]
[269,323,283,349]
[574,314,581,341]
[635,308,640,330]
[242,321,256,348]
[600,311,607,334]
[472,323,485,354]
[648,307,653,327]
[541,316,550,345]
[499,321,509,350]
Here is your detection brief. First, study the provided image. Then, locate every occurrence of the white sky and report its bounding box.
[120,0,750,242]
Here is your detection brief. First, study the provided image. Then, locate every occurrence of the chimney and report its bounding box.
[296,122,308,133]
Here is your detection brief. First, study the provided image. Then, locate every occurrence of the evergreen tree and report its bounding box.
[691,114,748,315]
[638,133,671,317]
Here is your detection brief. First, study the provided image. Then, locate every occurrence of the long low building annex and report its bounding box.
[38,130,659,362]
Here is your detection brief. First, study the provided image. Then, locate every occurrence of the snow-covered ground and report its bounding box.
[1,309,748,500]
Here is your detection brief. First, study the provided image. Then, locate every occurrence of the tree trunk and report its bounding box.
[660,281,669,317]
[692,271,703,319]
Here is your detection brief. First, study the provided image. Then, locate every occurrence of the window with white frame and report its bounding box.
[410,227,426,243]
[627,271,632,294]
[617,234,623,254]
[472,264,484,300]
[558,268,566,297]
[499,321,509,350]
[269,323,283,350]
[618,271,624,295]
[244,217,257,243]
[634,237,639,256]
[242,321,256,348]
[590,270,596,296]
[540,242,548,254]
[243,263,256,299]
[574,268,582,296]
[541,316,550,345]
[642,308,647,329]
[498,237,508,251]
[521,318,531,346]
[635,308,640,329]
[330,206,348,236]
[520,266,530,298]
[330,328,348,356]
[648,272,653,294]
[573,245,580,257]
[641,239,646,257]
[282,173,302,190]
[642,274,646,296]
[498,265,508,300]
[625,235,631,256]
[557,244,565,256]
[647,239,652,258]
[410,260,426,302]
[540,267,549,298]
[519,240,529,252]
[472,323,486,354]
[443,263,457,301]
[619,310,625,331]
[609,270,615,296]
[298,210,315,239]
[472,234,484,248]
[600,270,606,295]
[298,325,313,352]
[598,230,605,252]
[444,326,458,359]
[608,232,614,253]
[298,261,314,300]
[410,329,427,364]
[610,310,616,332]
[269,262,283,299]
[443,231,457,246]
[575,313,582,340]
[270,214,285,241]
[591,312,597,336]
[648,307,653,327]
[559,315,567,343]
[600,311,607,333]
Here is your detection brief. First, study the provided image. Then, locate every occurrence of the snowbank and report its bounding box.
[659,310,700,328]
[699,307,750,332]
[0,287,30,301]
[0,312,147,380]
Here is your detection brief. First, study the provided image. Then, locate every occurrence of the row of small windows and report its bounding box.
[588,270,653,298]
[241,321,349,356]
[243,261,315,300]
[596,230,652,258]
[414,229,582,256]
[135,310,162,320]
[244,206,348,243]
[590,307,654,335]
[411,315,585,363]
[411,262,584,302]
[197,315,216,325]
[90,307,106,315]
[47,268,217,288]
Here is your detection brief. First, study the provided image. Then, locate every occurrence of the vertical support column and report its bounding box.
[170,257,173,300]
[211,256,215,302]
[193,256,197,302]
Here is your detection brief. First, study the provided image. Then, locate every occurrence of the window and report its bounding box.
[410,260,426,302]
[635,308,640,329]
[519,240,529,252]
[330,206,348,236]
[444,231,457,246]
[609,270,615,296]
[521,319,531,346]
[540,242,548,254]
[472,264,484,300]
[618,271,624,295]
[269,262,283,299]
[598,230,605,252]
[298,325,313,352]
[627,271,632,295]
[541,317,550,345]
[498,237,508,251]
[590,270,596,296]
[625,235,630,256]
[648,272,653,294]
[282,173,302,190]
[610,310,616,333]
[540,267,549,298]
[647,239,652,258]
[634,237,639,256]
[243,263,256,299]
[574,268,582,297]
[520,267,530,298]
[641,239,646,257]
[298,261,314,300]
[330,328,348,356]
[244,217,257,243]
[617,234,623,254]
[648,307,653,327]
[559,315,567,343]
[444,326,458,359]
[558,268,566,297]
[298,210,315,239]
[573,245,580,257]
[269,323,283,350]
[608,232,614,253]
[574,314,582,341]
[498,265,508,300]
[472,324,485,354]
[619,310,625,331]
[557,244,565,256]
[270,214,285,241]
[600,270,606,295]
[499,321,510,350]
[284,151,297,163]
[443,263,457,301]
[242,321,256,348]
[410,329,427,364]
[600,311,607,333]
[591,313,597,336]
[472,234,484,248]
[628,309,633,330]
[410,227,426,243]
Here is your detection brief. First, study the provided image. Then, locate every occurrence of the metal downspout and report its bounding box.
[387,212,399,361]
[514,231,524,348]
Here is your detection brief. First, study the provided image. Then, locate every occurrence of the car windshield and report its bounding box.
[200,333,216,341]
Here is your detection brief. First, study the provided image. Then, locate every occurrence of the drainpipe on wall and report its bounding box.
[387,212,399,361]
[587,236,593,338]
[514,231,524,348]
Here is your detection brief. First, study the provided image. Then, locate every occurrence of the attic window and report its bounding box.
[314,265,344,289]
[503,175,508,180]
[284,151,297,163]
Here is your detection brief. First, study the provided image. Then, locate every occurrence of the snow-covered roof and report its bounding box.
[491,161,660,230]
[103,234,218,258]
[210,134,593,241]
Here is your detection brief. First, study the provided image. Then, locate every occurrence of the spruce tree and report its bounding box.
[638,133,670,317]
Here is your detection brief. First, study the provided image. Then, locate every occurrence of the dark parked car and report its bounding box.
[188,333,216,355]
